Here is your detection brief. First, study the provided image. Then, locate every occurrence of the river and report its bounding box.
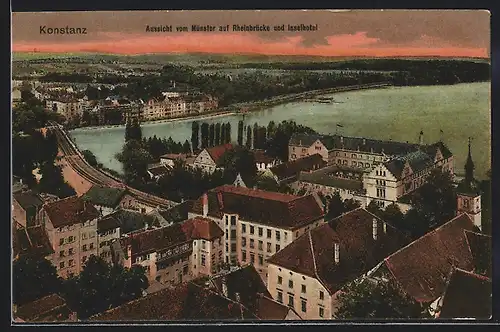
[70,82,491,179]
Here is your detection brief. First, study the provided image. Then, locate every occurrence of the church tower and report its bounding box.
[456,138,482,230]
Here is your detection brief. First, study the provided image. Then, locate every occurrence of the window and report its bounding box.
[295,231,298,238]
[319,307,324,318]
[250,226,255,235]
[250,253,255,264]
[242,237,247,247]
[68,248,74,255]
[59,250,64,258]
[289,280,294,288]
[258,227,263,237]
[225,233,228,240]
[258,240,263,250]
[301,299,307,312]
[202,240,206,249]
[69,259,74,267]
[82,233,87,240]
[225,216,229,225]
[231,229,236,238]
[242,224,246,233]
[278,276,283,285]
[267,229,272,239]
[319,291,324,300]
[59,238,64,245]
[258,255,264,266]
[59,261,65,268]
[89,243,94,250]
[82,244,87,251]
[68,236,74,242]
[275,231,281,241]
[301,284,306,293]
[231,216,236,225]
[284,233,288,241]
[231,243,236,252]
[277,290,283,303]
[183,265,188,275]
[288,294,294,308]
[267,242,272,253]
[250,239,255,249]
[201,254,206,266]
[276,244,281,252]
[242,250,247,261]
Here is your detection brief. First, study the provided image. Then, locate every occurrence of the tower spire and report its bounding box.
[464,137,475,183]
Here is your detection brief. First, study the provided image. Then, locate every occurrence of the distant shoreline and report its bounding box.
[70,83,391,132]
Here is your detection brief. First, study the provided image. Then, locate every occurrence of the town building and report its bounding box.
[13,190,44,228]
[14,224,54,261]
[252,149,281,171]
[147,164,169,181]
[159,153,192,168]
[368,213,479,316]
[455,139,482,229]
[192,143,234,174]
[263,154,326,185]
[266,208,408,319]
[189,185,325,282]
[38,196,101,278]
[14,294,77,322]
[112,217,224,289]
[12,87,22,106]
[96,212,122,264]
[82,185,127,216]
[47,98,84,122]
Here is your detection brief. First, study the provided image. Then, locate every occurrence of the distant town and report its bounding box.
[12,54,492,323]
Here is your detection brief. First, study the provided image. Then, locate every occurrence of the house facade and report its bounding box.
[13,190,44,228]
[192,144,234,174]
[188,185,325,283]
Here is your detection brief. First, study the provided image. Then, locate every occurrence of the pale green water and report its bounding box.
[70,82,490,179]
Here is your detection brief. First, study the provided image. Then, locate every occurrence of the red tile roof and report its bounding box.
[191,185,324,230]
[123,217,223,259]
[439,268,492,319]
[269,153,326,182]
[43,196,100,228]
[16,294,72,322]
[267,208,408,294]
[89,282,258,321]
[252,149,276,164]
[181,217,224,241]
[206,143,234,165]
[384,213,476,303]
[464,230,492,278]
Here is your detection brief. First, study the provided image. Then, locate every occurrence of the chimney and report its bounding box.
[363,138,366,145]
[222,276,228,297]
[202,193,208,217]
[383,221,387,234]
[340,136,343,144]
[372,218,378,240]
[419,130,424,145]
[235,292,241,303]
[334,242,340,264]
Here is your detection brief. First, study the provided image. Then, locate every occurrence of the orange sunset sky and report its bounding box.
[12,10,490,58]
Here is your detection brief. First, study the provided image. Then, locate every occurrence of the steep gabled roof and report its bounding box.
[82,185,126,208]
[267,208,408,294]
[205,143,234,166]
[464,231,492,278]
[181,217,224,241]
[439,268,492,319]
[384,214,475,303]
[43,196,100,228]
[97,213,121,233]
[191,185,324,230]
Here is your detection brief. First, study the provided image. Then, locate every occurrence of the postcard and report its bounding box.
[11,9,491,323]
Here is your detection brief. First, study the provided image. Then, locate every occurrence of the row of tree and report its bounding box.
[142,135,191,161]
[13,254,148,320]
[190,121,232,152]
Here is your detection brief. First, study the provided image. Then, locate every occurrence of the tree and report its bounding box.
[62,256,149,319]
[381,203,405,229]
[182,140,192,154]
[411,168,456,226]
[115,139,152,185]
[215,122,222,146]
[237,120,244,146]
[219,146,257,186]
[209,123,215,147]
[191,121,200,152]
[327,192,346,219]
[252,123,259,149]
[335,278,430,319]
[124,120,132,142]
[38,162,77,198]
[128,119,143,142]
[344,198,361,211]
[245,126,252,148]
[82,150,98,167]
[201,122,209,148]
[255,176,293,194]
[13,255,62,306]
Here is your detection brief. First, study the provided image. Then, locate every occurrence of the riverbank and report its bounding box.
[69,82,391,131]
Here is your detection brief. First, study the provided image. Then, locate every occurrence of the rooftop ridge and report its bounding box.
[464,229,491,238]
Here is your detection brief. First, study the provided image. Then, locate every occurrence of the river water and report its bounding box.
[70,82,491,179]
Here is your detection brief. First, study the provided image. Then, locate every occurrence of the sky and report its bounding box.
[12,10,490,58]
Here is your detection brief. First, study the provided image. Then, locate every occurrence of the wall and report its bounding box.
[97,227,120,264]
